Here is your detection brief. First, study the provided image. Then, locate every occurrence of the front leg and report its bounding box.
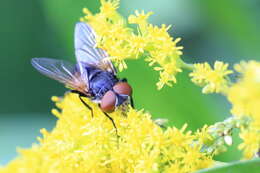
[130,96,134,108]
[119,78,134,108]
[70,90,94,118]
[103,111,119,138]
[79,95,94,118]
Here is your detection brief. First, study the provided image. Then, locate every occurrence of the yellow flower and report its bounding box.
[128,34,147,57]
[155,61,182,90]
[100,0,119,18]
[227,61,260,159]
[228,61,260,119]
[81,0,184,89]
[195,125,213,145]
[182,145,212,171]
[128,10,153,25]
[238,127,260,159]
[188,60,260,159]
[0,93,214,172]
[189,61,233,94]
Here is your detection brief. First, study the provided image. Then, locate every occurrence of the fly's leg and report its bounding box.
[130,96,134,109]
[70,90,94,118]
[70,90,119,138]
[103,112,119,137]
[121,78,134,109]
[79,95,94,118]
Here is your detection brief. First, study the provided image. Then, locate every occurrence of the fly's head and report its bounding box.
[100,82,133,113]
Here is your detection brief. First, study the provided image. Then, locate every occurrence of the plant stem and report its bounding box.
[179,60,194,70]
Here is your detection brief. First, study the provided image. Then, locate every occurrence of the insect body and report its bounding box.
[31,22,134,133]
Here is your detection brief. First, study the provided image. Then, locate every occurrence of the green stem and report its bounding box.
[179,59,194,71]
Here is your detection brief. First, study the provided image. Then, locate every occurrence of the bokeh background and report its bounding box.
[1,0,260,165]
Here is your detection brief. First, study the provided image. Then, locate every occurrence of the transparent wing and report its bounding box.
[31,58,89,93]
[74,22,116,74]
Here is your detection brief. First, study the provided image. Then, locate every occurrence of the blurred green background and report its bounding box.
[1,0,260,165]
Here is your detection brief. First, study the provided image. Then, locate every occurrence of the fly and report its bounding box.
[31,22,134,135]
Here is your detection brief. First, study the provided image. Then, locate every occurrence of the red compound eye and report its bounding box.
[100,90,116,113]
[113,82,132,96]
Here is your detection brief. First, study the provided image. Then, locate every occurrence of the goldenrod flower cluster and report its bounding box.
[80,0,183,89]
[0,93,213,173]
[227,61,260,158]
[189,61,233,94]
[1,0,260,172]
[189,60,260,159]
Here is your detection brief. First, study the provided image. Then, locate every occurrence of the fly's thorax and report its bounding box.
[88,69,118,100]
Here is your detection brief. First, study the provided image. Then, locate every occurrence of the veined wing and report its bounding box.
[74,22,116,74]
[31,58,89,95]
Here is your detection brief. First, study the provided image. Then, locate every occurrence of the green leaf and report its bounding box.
[196,159,260,173]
